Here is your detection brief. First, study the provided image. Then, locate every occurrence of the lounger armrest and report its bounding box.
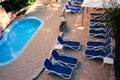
[90,22,105,25]
[89,28,106,32]
[64,39,72,41]
[95,39,105,42]
[86,47,106,52]
[91,33,105,37]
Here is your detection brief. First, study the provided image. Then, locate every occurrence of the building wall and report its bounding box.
[0,6,17,38]
[0,7,10,30]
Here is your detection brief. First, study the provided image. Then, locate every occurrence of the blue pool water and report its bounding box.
[0,17,44,66]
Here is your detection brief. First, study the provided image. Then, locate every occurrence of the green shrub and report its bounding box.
[103,0,120,29]
[59,21,66,32]
[8,0,36,11]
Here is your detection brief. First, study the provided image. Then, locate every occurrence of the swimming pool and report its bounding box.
[0,17,44,66]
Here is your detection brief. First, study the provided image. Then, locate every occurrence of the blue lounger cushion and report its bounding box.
[90,13,105,16]
[57,36,81,50]
[90,19,106,23]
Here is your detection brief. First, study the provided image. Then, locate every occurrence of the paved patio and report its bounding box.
[0,0,115,80]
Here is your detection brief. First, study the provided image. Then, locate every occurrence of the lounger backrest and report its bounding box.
[44,59,53,70]
[52,50,60,60]
[73,0,83,3]
[105,28,111,35]
[65,5,69,10]
[68,1,72,6]
[104,37,112,47]
[104,47,113,57]
[57,36,64,44]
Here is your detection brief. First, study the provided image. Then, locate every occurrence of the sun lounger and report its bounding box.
[84,47,113,59]
[90,22,106,26]
[44,58,73,79]
[57,36,81,50]
[90,19,106,27]
[65,5,81,13]
[51,50,78,68]
[87,37,112,49]
[90,13,105,20]
[68,1,81,8]
[90,13,105,17]
[89,25,110,32]
[88,27,111,37]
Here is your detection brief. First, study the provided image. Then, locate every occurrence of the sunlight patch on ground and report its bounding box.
[43,7,59,20]
[53,7,59,11]
[46,29,52,32]
[73,23,84,30]
[74,15,82,25]
[74,24,82,27]
[77,15,81,17]
[50,3,61,7]
[35,4,45,7]
[71,29,77,32]
[76,19,81,23]
[46,3,61,7]
[46,3,60,8]
[46,4,60,11]
[74,24,78,27]
[76,17,81,20]
[27,2,60,14]
[28,3,45,11]
[77,27,84,30]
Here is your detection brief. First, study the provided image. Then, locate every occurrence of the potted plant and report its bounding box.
[103,0,120,79]
[59,21,66,32]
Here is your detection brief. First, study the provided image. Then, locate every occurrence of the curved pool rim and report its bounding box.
[0,17,44,67]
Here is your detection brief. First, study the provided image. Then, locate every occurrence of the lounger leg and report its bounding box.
[102,62,105,68]
[102,57,114,68]
[45,70,50,74]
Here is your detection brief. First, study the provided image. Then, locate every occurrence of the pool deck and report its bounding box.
[0,0,115,80]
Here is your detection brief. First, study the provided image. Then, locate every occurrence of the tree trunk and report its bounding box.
[115,29,120,80]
